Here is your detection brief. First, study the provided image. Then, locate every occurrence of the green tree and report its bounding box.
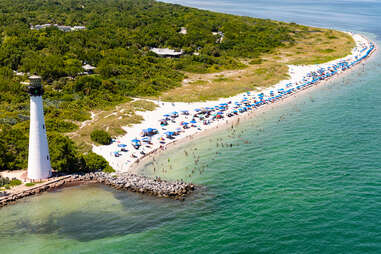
[48,133,80,172]
[90,129,112,145]
[80,152,114,172]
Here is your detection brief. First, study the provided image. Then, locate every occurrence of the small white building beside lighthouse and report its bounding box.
[27,75,52,180]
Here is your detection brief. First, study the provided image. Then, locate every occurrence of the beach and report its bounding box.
[93,33,376,174]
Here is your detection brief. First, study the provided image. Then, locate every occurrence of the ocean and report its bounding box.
[1,1,380,253]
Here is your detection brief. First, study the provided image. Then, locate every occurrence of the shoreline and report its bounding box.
[0,33,376,208]
[93,33,376,175]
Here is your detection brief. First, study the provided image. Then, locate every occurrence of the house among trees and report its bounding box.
[212,31,225,43]
[82,64,96,74]
[31,24,86,32]
[72,26,86,31]
[179,27,187,35]
[150,48,184,58]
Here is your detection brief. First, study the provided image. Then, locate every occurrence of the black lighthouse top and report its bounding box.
[28,75,44,96]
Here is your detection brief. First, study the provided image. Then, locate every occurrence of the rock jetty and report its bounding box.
[0,172,195,208]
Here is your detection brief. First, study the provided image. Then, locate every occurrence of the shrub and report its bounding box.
[0,176,10,187]
[9,178,22,186]
[45,119,79,133]
[90,130,112,145]
[48,133,81,173]
[103,166,116,173]
[80,152,110,172]
[249,58,263,65]
[25,182,36,187]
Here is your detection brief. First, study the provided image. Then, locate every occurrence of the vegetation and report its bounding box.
[9,178,22,186]
[159,28,354,102]
[0,176,10,187]
[90,130,112,145]
[68,100,156,152]
[0,176,22,189]
[80,152,115,173]
[0,0,354,172]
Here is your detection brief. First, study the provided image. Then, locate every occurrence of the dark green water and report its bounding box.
[1,1,381,253]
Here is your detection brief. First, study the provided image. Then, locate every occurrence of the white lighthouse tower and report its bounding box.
[27,75,52,180]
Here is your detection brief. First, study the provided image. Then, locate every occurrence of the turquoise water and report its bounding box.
[1,1,381,253]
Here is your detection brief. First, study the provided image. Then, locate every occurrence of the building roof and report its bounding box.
[29,75,41,80]
[82,64,96,71]
[31,24,86,32]
[150,48,184,56]
[179,27,187,35]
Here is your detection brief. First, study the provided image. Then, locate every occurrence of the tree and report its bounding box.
[90,129,112,145]
[80,152,114,172]
[48,133,80,172]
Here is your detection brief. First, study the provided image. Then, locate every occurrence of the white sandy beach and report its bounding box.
[93,33,375,173]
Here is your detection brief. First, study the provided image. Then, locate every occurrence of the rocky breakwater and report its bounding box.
[0,172,196,208]
[95,172,195,200]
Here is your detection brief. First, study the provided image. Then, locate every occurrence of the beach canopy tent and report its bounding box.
[131,139,141,149]
[164,131,175,138]
[194,108,201,112]
[142,137,151,142]
[159,119,168,125]
[142,128,158,136]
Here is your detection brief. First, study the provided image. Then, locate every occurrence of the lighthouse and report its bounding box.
[27,75,52,180]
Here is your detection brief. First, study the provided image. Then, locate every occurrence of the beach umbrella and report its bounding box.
[118,144,127,148]
[163,114,170,117]
[190,120,197,124]
[131,138,140,143]
[194,108,201,112]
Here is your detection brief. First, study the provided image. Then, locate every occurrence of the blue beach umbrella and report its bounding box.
[142,137,151,142]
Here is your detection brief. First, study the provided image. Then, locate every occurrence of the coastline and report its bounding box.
[93,33,376,175]
[0,33,376,208]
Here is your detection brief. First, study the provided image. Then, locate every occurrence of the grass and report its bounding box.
[67,100,157,152]
[157,27,355,102]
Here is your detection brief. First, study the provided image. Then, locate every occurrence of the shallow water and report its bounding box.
[1,1,381,253]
